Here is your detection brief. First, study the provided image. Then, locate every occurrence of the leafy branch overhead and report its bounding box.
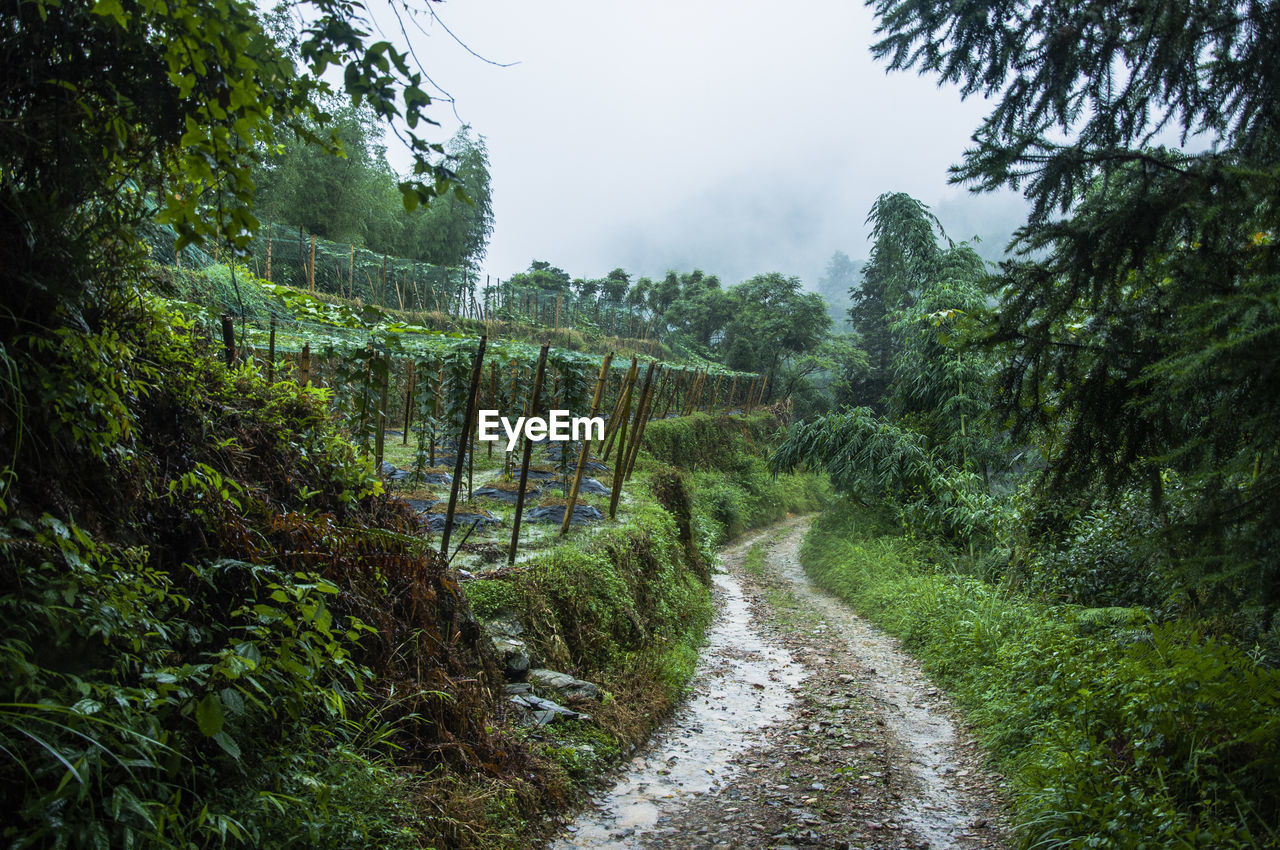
[6,0,456,290]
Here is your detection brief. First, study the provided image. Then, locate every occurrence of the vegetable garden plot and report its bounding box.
[181,283,770,566]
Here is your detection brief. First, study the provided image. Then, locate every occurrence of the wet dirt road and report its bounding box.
[552,516,1009,849]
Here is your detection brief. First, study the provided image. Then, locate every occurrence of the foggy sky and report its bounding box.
[378,1,1030,288]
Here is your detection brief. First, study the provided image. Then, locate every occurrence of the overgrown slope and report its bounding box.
[0,286,824,847]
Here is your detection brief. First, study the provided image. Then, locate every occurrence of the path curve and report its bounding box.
[551,517,1009,849]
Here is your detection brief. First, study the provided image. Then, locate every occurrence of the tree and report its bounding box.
[255,102,400,247]
[1,0,456,340]
[886,242,1001,476]
[600,268,631,304]
[871,0,1280,617]
[663,270,731,351]
[816,250,860,331]
[719,273,831,377]
[847,193,947,411]
[397,126,494,267]
[508,260,571,294]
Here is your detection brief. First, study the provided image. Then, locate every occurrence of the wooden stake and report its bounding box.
[607,358,639,520]
[509,343,549,565]
[440,336,488,559]
[602,357,638,461]
[663,368,683,420]
[374,355,389,471]
[622,361,656,482]
[299,342,311,387]
[685,369,703,415]
[308,234,316,292]
[561,352,613,536]
[402,360,416,445]
[431,362,444,466]
[504,360,518,478]
[220,314,235,367]
[488,362,497,459]
[267,319,276,383]
[380,254,388,307]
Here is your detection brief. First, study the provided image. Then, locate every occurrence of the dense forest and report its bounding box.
[2,0,1278,848]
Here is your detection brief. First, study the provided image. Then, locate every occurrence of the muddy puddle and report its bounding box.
[551,534,805,848]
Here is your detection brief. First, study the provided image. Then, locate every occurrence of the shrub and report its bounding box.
[802,499,1280,847]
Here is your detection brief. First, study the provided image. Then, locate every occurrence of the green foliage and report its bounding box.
[1,0,458,343]
[802,501,1280,847]
[816,250,859,332]
[870,0,1280,625]
[642,411,780,472]
[846,193,944,410]
[719,272,832,376]
[508,260,572,295]
[256,120,494,270]
[463,579,521,621]
[773,408,1008,551]
[0,296,513,849]
[639,412,829,546]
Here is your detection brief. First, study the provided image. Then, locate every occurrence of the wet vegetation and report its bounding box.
[771,1,1280,845]
[4,0,1279,847]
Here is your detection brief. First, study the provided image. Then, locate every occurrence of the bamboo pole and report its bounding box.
[660,368,683,420]
[509,343,549,565]
[428,362,443,466]
[265,218,273,282]
[607,359,639,520]
[601,357,638,461]
[402,360,416,445]
[488,362,497,459]
[267,319,276,383]
[440,336,487,559]
[710,372,723,412]
[622,362,656,482]
[219,315,235,367]
[504,359,518,478]
[308,234,316,292]
[374,356,389,471]
[298,343,311,387]
[688,369,706,415]
[561,352,613,536]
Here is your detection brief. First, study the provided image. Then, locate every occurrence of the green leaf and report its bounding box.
[90,0,127,26]
[219,687,245,716]
[196,693,224,737]
[212,731,241,760]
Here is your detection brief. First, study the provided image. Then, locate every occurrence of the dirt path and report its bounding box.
[551,516,1011,849]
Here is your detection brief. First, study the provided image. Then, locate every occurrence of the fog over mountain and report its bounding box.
[381,1,1031,289]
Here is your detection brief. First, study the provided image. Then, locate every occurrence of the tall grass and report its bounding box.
[802,499,1280,848]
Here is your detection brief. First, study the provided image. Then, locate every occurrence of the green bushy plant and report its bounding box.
[801,499,1280,847]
